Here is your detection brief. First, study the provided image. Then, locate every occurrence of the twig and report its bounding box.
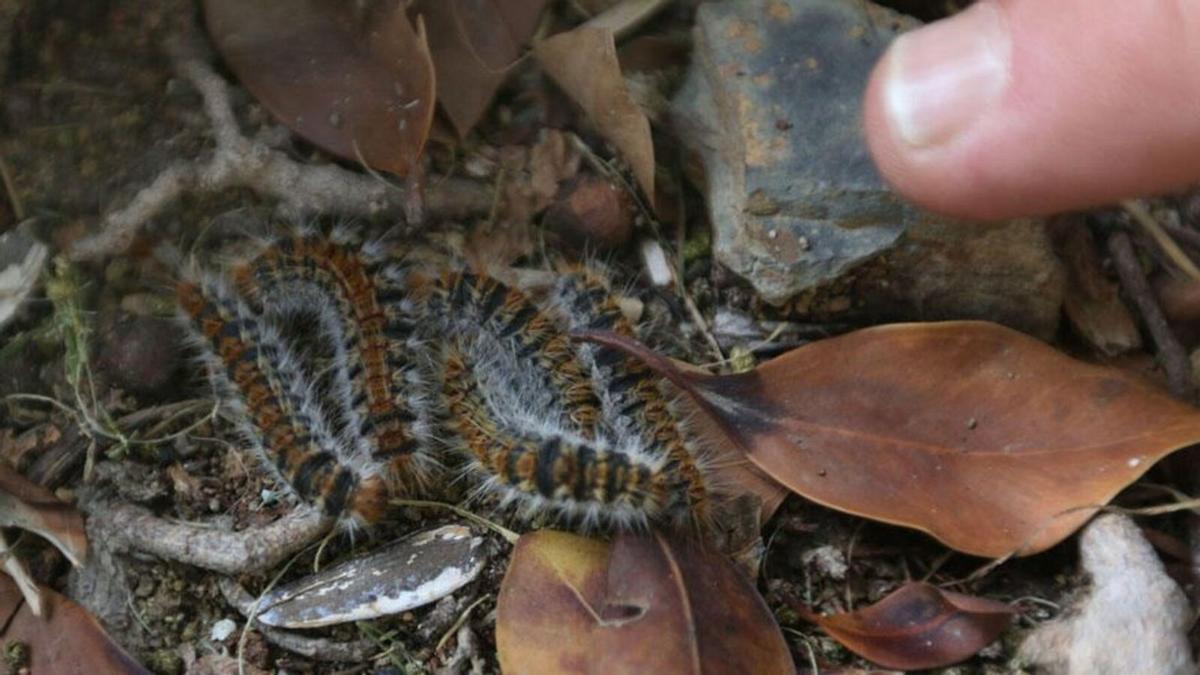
[435,595,489,654]
[1122,199,1200,282]
[69,37,491,262]
[1107,231,1194,398]
[84,498,331,575]
[1160,219,1200,256]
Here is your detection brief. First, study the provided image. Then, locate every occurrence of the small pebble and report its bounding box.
[96,310,183,395]
[210,618,237,642]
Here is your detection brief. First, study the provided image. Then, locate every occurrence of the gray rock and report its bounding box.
[674,0,1063,336]
[854,217,1065,339]
[1018,514,1195,675]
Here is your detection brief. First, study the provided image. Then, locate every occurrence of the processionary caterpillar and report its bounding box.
[176,228,721,534]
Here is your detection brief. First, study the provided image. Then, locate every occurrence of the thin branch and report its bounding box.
[1107,231,1194,398]
[1123,199,1200,282]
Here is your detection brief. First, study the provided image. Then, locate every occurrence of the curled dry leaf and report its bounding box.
[796,582,1014,670]
[416,0,548,136]
[0,464,87,566]
[0,464,88,615]
[534,17,659,207]
[578,322,1200,557]
[0,574,150,674]
[496,530,793,674]
[205,0,435,175]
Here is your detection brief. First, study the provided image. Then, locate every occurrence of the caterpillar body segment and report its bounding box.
[176,274,388,525]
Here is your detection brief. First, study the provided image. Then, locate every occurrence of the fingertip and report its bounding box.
[864,0,1200,220]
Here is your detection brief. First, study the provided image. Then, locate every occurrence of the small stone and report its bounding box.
[799,545,848,580]
[544,174,635,251]
[210,618,237,642]
[96,310,183,396]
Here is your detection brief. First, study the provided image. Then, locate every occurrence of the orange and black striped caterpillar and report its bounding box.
[176,228,718,533]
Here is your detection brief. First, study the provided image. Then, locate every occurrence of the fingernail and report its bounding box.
[883,3,1011,148]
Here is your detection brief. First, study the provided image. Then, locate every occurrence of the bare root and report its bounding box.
[84,498,331,576]
[70,37,491,261]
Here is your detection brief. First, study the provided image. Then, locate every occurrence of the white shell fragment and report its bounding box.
[255,525,487,629]
[0,226,47,329]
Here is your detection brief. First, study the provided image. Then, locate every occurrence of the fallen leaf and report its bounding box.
[0,463,87,567]
[0,574,150,673]
[1049,218,1140,355]
[534,3,664,207]
[496,530,793,674]
[253,524,487,628]
[797,583,1013,670]
[205,0,435,175]
[577,322,1200,557]
[416,0,548,136]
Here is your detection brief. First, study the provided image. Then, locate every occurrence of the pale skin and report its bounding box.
[863,0,1200,220]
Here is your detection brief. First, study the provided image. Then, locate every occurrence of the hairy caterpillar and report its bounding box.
[176,270,390,525]
[176,228,719,533]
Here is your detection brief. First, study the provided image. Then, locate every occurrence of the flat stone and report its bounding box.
[674,0,1064,336]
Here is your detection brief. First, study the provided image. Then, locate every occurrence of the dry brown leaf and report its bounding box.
[496,530,793,674]
[534,28,656,207]
[0,574,150,673]
[205,0,435,175]
[797,583,1014,670]
[416,0,548,136]
[0,463,86,567]
[578,322,1200,557]
[1049,218,1140,355]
